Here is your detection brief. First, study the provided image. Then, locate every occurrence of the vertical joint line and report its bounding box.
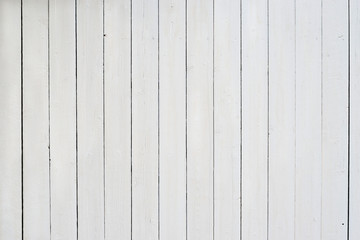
[21,0,24,239]
[320,0,323,238]
[75,0,79,239]
[130,0,133,239]
[157,0,160,239]
[266,0,270,239]
[48,0,52,238]
[347,0,351,238]
[185,0,188,239]
[102,0,106,238]
[293,0,297,239]
[212,0,215,237]
[239,0,243,238]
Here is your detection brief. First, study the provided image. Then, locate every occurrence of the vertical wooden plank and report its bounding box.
[132,0,158,239]
[322,0,348,238]
[104,0,131,239]
[213,0,240,239]
[23,0,50,239]
[295,0,322,239]
[0,0,21,239]
[77,0,104,239]
[350,0,360,238]
[49,0,77,239]
[268,0,296,238]
[159,0,186,239]
[187,0,213,239]
[241,0,268,239]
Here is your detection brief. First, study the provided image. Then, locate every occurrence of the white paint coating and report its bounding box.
[159,0,186,239]
[131,0,159,239]
[77,0,104,239]
[214,0,240,238]
[268,0,296,238]
[187,0,214,239]
[0,0,357,240]
[350,0,360,239]
[23,0,50,239]
[104,0,131,239]
[0,1,21,239]
[242,0,268,239]
[322,0,349,239]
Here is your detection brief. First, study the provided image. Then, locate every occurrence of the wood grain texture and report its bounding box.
[0,0,21,239]
[322,0,349,239]
[49,0,77,239]
[213,0,241,238]
[159,0,186,239]
[131,0,159,239]
[77,0,104,239]
[23,0,50,239]
[268,0,296,239]
[241,0,268,239]
[104,0,131,239]
[187,0,213,239]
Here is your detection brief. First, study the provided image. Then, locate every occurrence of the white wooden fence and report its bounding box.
[0,0,359,239]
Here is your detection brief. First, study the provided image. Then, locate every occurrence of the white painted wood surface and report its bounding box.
[49,0,77,240]
[77,0,104,239]
[159,0,186,239]
[350,0,360,239]
[213,0,240,239]
[131,0,158,239]
[0,1,21,239]
[295,0,322,239]
[322,0,349,239]
[104,0,131,239]
[187,0,213,239]
[23,0,50,239]
[0,0,358,239]
[241,0,268,239]
[268,0,296,239]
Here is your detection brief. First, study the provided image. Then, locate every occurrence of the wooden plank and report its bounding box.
[159,0,186,239]
[321,0,348,238]
[241,0,268,238]
[295,0,322,239]
[49,0,77,239]
[131,0,158,239]
[350,0,360,238]
[0,0,22,239]
[187,0,213,239]
[77,0,104,239]
[104,0,131,239]
[22,0,50,239]
[213,0,240,238]
[268,0,296,238]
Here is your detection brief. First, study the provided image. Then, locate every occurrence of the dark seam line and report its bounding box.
[21,0,24,238]
[157,0,160,239]
[185,0,188,239]
[130,0,133,239]
[266,0,270,239]
[320,0,323,238]
[347,0,351,238]
[103,0,106,238]
[239,0,243,238]
[294,0,297,239]
[212,0,215,238]
[75,0,79,238]
[48,0,52,238]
